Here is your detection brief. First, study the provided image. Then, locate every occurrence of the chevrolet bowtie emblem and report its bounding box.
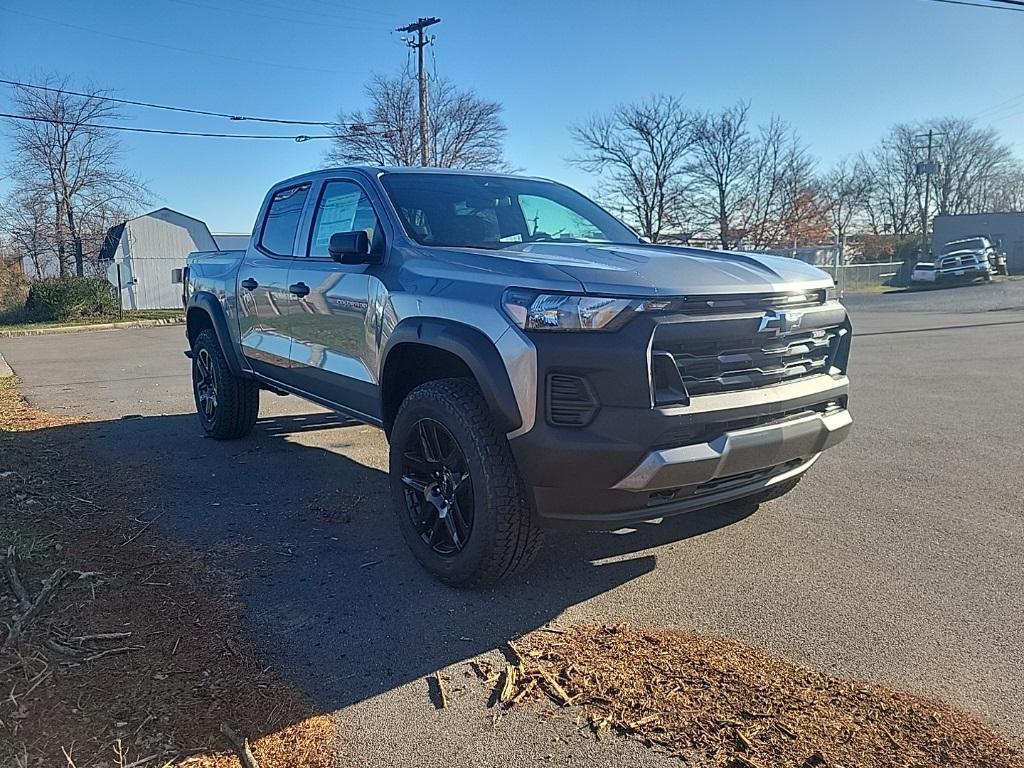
[758,309,804,334]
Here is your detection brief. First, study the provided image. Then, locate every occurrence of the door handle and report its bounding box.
[289,282,310,298]
[240,277,258,291]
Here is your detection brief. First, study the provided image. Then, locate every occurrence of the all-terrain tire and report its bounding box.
[191,328,259,440]
[389,378,543,586]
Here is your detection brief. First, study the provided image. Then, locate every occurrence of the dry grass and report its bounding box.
[502,624,1024,768]
[0,379,339,767]
[0,377,75,431]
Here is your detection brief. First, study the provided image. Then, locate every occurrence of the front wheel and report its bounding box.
[389,378,543,586]
[191,328,259,440]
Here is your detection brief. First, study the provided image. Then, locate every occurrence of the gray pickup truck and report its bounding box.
[180,167,852,585]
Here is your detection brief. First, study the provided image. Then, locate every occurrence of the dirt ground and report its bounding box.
[0,377,338,767]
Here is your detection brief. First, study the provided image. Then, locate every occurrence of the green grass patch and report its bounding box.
[0,308,183,332]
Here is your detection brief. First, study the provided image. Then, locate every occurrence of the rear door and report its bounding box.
[282,176,386,420]
[237,183,310,378]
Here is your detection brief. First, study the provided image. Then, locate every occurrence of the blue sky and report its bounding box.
[1,0,1022,232]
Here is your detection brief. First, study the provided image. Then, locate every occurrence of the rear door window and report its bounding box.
[258,184,310,257]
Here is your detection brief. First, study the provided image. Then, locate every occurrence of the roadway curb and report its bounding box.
[0,352,11,378]
[0,318,184,338]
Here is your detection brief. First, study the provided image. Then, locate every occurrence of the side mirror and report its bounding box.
[328,230,372,263]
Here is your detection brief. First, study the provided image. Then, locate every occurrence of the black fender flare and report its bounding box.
[381,318,523,434]
[186,292,247,376]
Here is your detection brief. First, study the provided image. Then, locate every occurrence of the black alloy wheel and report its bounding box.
[399,418,474,556]
[194,346,218,424]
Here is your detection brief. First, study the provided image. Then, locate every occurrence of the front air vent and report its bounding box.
[546,374,598,427]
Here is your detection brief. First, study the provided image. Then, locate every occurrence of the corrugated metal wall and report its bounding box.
[113,211,217,309]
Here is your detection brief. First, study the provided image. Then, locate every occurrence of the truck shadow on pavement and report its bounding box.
[41,409,759,715]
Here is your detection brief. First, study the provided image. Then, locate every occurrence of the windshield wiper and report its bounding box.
[526,235,611,245]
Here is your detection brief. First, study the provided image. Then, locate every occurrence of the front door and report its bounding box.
[283,178,385,420]
[236,183,310,377]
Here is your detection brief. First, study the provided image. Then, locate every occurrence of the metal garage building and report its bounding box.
[99,208,219,310]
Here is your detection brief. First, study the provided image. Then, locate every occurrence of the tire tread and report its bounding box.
[192,329,259,440]
[392,378,542,586]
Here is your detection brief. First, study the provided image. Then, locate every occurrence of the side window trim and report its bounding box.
[305,177,384,260]
[256,182,312,259]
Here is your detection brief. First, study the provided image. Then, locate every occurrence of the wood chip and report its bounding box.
[220,723,261,768]
[432,671,449,709]
[497,664,517,705]
[493,623,1024,768]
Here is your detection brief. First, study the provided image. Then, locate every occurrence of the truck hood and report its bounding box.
[482,242,834,296]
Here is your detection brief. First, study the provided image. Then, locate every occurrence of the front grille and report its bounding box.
[940,255,979,269]
[660,327,839,396]
[648,291,825,316]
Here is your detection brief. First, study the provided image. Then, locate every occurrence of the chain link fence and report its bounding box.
[818,261,903,293]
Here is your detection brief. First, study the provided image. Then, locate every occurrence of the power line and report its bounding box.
[233,0,394,24]
[987,0,1024,6]
[158,0,382,34]
[922,0,1024,11]
[0,112,334,141]
[0,6,364,75]
[0,78,372,128]
[973,92,1024,119]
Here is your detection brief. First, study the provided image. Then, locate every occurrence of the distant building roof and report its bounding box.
[212,233,250,251]
[98,208,215,261]
[98,221,126,262]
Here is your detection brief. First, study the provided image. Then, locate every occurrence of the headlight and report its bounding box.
[825,285,838,302]
[502,290,637,331]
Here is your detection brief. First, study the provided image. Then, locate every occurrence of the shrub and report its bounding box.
[23,276,118,322]
[0,262,29,320]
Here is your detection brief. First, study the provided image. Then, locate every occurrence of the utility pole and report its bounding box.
[915,129,944,257]
[397,16,441,166]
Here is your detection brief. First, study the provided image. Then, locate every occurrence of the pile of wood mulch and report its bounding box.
[497,623,1023,768]
[1,378,338,767]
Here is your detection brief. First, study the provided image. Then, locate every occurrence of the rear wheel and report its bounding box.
[191,328,259,439]
[389,378,542,586]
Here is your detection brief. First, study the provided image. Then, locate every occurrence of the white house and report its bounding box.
[99,208,218,310]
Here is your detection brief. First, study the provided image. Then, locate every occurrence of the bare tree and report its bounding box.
[739,117,817,250]
[928,117,1014,216]
[981,163,1024,211]
[860,117,1017,243]
[820,157,871,246]
[686,103,817,250]
[569,95,694,243]
[0,185,57,277]
[687,102,754,249]
[4,77,148,277]
[859,125,921,239]
[325,73,508,170]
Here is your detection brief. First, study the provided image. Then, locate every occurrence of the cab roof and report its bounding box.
[272,166,553,189]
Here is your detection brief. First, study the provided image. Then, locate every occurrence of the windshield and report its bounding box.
[379,172,640,250]
[944,238,986,253]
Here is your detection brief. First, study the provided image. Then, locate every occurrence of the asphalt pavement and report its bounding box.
[2,282,1023,765]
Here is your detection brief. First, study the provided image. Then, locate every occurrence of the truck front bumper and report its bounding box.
[611,408,851,492]
[510,375,851,529]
